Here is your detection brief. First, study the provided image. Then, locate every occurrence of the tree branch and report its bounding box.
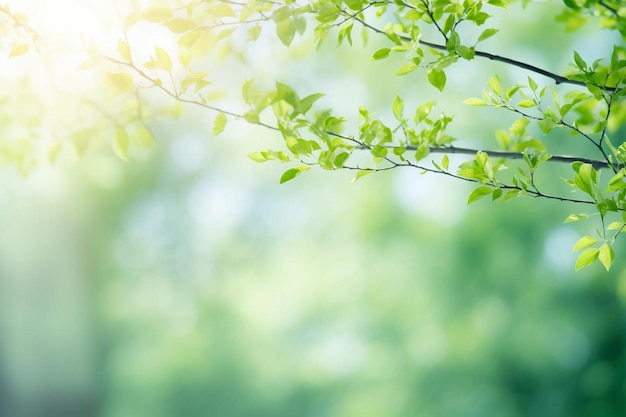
[351,15,617,92]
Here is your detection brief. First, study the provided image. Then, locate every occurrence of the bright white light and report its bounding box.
[9,0,119,42]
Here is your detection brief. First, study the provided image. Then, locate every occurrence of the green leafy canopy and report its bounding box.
[1,0,626,271]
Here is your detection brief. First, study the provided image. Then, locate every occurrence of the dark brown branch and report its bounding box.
[417,145,613,170]
[352,16,617,92]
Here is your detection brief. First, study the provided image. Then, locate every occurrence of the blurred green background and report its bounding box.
[1,1,626,416]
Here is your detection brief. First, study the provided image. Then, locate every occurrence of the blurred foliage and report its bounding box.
[0,1,626,417]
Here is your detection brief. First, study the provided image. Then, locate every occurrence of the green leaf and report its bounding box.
[334,152,350,168]
[279,165,309,184]
[598,243,615,271]
[276,19,296,46]
[396,62,418,76]
[142,7,173,23]
[607,221,624,230]
[164,18,196,33]
[118,39,131,61]
[427,68,446,92]
[243,110,259,123]
[467,186,493,204]
[573,235,598,251]
[573,51,587,70]
[131,125,155,148]
[564,213,588,223]
[113,127,130,161]
[213,112,227,135]
[9,43,30,57]
[463,97,486,106]
[392,96,404,121]
[477,28,498,43]
[575,247,599,271]
[446,31,460,51]
[442,154,449,171]
[414,144,429,162]
[488,74,501,96]
[106,72,134,93]
[154,46,172,72]
[456,46,474,60]
[352,169,374,183]
[371,48,391,60]
[248,152,268,162]
[517,99,535,108]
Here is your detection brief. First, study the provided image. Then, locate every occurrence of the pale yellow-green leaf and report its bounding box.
[154,46,172,72]
[572,235,598,251]
[353,169,374,183]
[463,97,486,106]
[113,127,130,161]
[517,99,535,108]
[467,186,493,204]
[131,125,155,148]
[106,72,134,93]
[71,129,92,155]
[575,247,599,271]
[165,18,196,33]
[213,112,227,135]
[396,62,418,76]
[607,221,624,230]
[598,243,614,271]
[564,213,588,223]
[9,43,30,57]
[118,39,131,61]
[248,152,268,162]
[47,142,63,164]
[142,7,173,23]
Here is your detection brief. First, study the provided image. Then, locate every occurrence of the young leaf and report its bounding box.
[463,97,486,106]
[213,112,227,135]
[442,154,449,171]
[488,74,501,96]
[9,43,30,57]
[353,169,374,183]
[392,96,404,121]
[427,68,446,92]
[573,51,587,70]
[106,72,134,93]
[575,248,599,271]
[477,28,498,43]
[467,186,493,204]
[396,62,418,76]
[248,152,268,162]
[564,213,588,223]
[113,127,130,161]
[371,48,391,60]
[155,46,172,72]
[598,243,615,271]
[276,19,296,46]
[279,165,309,183]
[165,18,196,33]
[118,39,131,61]
[572,235,598,251]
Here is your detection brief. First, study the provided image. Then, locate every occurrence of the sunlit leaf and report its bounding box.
[9,43,29,57]
[573,235,598,251]
[427,68,446,92]
[598,243,614,271]
[467,186,493,204]
[575,248,599,271]
[113,127,130,161]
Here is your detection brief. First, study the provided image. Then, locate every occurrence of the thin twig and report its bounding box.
[351,15,617,92]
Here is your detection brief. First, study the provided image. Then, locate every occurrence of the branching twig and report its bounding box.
[350,15,617,92]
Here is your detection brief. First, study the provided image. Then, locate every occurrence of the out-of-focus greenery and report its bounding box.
[1,1,626,416]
